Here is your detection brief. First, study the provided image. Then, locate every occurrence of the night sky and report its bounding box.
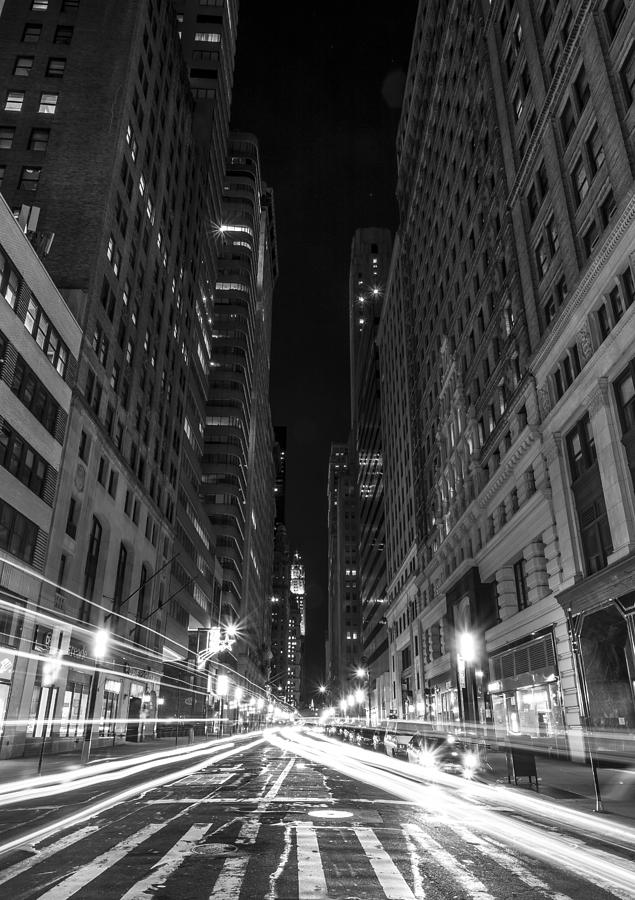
[230,3,417,692]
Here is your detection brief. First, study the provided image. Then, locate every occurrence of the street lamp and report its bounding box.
[81,628,110,764]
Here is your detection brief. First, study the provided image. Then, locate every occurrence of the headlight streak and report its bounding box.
[270,730,635,899]
[0,737,266,859]
[0,735,246,805]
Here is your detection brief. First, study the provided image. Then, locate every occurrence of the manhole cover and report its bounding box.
[192,843,240,857]
[308,809,354,819]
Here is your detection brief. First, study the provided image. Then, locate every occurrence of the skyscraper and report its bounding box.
[349,227,391,719]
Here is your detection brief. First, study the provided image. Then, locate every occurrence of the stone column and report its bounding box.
[585,379,635,562]
[542,432,581,586]
[523,539,550,605]
[496,566,518,622]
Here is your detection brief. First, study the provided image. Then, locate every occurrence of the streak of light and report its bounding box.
[269,730,635,899]
[0,737,266,859]
[0,731,271,805]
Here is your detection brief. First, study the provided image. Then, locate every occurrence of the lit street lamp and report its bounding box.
[81,628,110,764]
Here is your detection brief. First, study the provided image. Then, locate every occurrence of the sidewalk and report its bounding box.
[478,749,635,822]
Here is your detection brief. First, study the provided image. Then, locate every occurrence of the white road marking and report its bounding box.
[354,826,416,900]
[403,827,426,898]
[263,758,295,799]
[265,821,293,900]
[0,825,99,887]
[208,817,261,899]
[295,824,328,898]
[119,823,212,900]
[34,821,167,899]
[406,823,495,900]
[446,820,573,900]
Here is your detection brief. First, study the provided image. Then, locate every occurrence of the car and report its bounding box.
[407,732,480,777]
[355,727,375,748]
[383,719,432,759]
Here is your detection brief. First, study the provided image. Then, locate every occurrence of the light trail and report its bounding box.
[270,730,635,899]
[0,736,266,859]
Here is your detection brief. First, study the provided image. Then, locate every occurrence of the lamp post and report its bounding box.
[38,651,61,774]
[356,666,371,724]
[457,631,478,735]
[81,628,109,764]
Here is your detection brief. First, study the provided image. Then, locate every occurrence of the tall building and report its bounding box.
[273,425,286,525]
[349,227,392,720]
[0,0,277,756]
[0,195,81,756]
[289,550,305,703]
[379,0,635,756]
[205,134,277,689]
[326,440,361,698]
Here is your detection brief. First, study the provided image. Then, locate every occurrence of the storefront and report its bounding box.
[487,631,567,755]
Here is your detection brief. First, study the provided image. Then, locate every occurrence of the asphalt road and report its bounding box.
[0,728,634,899]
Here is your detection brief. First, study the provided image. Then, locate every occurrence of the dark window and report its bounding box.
[46,57,66,77]
[65,496,79,538]
[583,218,599,258]
[560,99,576,144]
[0,126,15,149]
[620,44,635,106]
[567,415,597,480]
[600,190,616,228]
[113,543,128,611]
[0,423,48,498]
[82,516,102,615]
[11,356,60,437]
[567,415,612,574]
[78,429,90,462]
[514,558,529,611]
[574,66,590,112]
[604,0,627,39]
[54,25,74,44]
[572,157,589,205]
[0,499,38,564]
[586,125,605,175]
[19,166,41,192]
[24,296,69,376]
[62,0,80,10]
[28,127,50,151]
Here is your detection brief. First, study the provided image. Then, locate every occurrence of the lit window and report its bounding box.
[39,92,58,114]
[29,128,50,151]
[32,0,49,9]
[14,56,34,76]
[5,91,25,112]
[22,23,42,42]
[0,127,15,149]
[194,32,221,43]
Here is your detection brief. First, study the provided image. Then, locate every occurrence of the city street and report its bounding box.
[1,727,634,899]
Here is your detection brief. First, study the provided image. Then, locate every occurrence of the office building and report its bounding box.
[349,227,391,719]
[378,0,635,755]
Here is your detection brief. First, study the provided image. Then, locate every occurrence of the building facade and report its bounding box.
[377,0,635,758]
[349,227,392,720]
[326,440,361,699]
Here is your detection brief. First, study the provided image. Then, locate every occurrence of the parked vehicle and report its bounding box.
[383,719,434,759]
[407,732,480,777]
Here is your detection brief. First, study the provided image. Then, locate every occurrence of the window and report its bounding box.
[82,516,102,612]
[574,66,590,112]
[19,166,42,192]
[11,355,61,437]
[514,558,529,611]
[600,190,616,227]
[29,127,50,151]
[22,23,42,42]
[62,0,79,9]
[0,127,15,149]
[535,237,549,279]
[194,31,221,42]
[113,543,128,610]
[560,98,576,144]
[540,0,555,37]
[97,455,108,485]
[0,499,38,564]
[14,56,34,76]
[0,423,48,498]
[39,92,58,114]
[620,44,635,106]
[78,429,90,462]
[0,166,5,188]
[604,0,627,39]
[24,296,69,375]
[46,58,66,77]
[586,125,605,176]
[582,218,599,258]
[31,0,49,9]
[546,215,559,255]
[567,415,597,480]
[54,25,74,44]
[65,496,79,538]
[5,91,25,112]
[0,255,19,309]
[572,157,589,205]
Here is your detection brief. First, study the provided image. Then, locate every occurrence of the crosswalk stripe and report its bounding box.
[0,825,99,888]
[208,817,261,899]
[445,821,573,900]
[354,826,416,900]
[34,822,166,899]
[406,823,495,900]
[295,824,328,898]
[119,823,212,900]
